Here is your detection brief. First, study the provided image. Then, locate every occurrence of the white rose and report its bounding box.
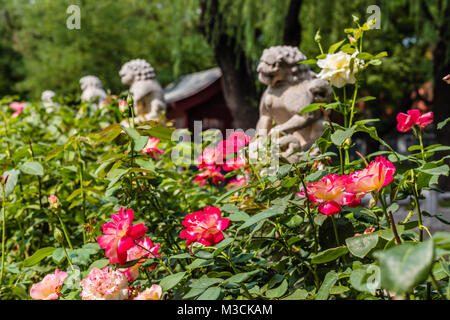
[317,51,362,88]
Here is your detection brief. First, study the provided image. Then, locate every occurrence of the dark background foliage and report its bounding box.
[0,0,449,148]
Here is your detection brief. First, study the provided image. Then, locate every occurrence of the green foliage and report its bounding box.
[375,240,434,295]
[2,0,215,98]
[0,12,449,302]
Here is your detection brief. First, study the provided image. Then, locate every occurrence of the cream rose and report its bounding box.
[317,51,361,88]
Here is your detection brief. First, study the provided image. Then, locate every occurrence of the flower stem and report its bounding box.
[348,85,359,128]
[62,245,73,269]
[299,175,318,253]
[418,130,426,160]
[380,193,401,245]
[339,147,345,175]
[77,148,87,243]
[55,211,73,250]
[412,172,424,242]
[28,139,43,209]
[331,215,340,247]
[0,183,7,285]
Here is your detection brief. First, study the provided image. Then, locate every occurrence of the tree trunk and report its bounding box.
[433,35,450,190]
[214,35,259,130]
[198,0,259,130]
[431,1,450,190]
[283,0,303,47]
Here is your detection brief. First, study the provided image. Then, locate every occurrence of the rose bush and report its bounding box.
[0,17,449,300]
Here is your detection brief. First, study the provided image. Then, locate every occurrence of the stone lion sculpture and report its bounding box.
[255,45,332,163]
[119,59,166,123]
[79,75,108,108]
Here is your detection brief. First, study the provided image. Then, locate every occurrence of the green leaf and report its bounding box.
[122,126,141,141]
[96,123,123,144]
[186,258,213,270]
[2,169,19,197]
[159,272,186,291]
[387,203,399,214]
[52,248,66,263]
[237,204,287,231]
[328,40,346,54]
[437,117,450,130]
[282,289,308,300]
[373,51,388,59]
[329,286,350,295]
[266,279,288,298]
[340,44,356,54]
[418,164,449,177]
[314,214,328,226]
[189,277,223,289]
[369,59,382,66]
[378,225,405,241]
[355,124,398,159]
[286,215,303,228]
[311,246,349,264]
[87,259,110,273]
[66,188,83,202]
[331,128,354,146]
[197,287,221,300]
[11,286,28,300]
[356,96,376,103]
[227,211,250,222]
[356,52,374,60]
[134,136,149,152]
[168,253,191,261]
[22,247,56,267]
[183,287,205,299]
[299,59,317,65]
[214,184,248,204]
[345,233,379,258]
[374,239,434,295]
[305,170,327,183]
[20,161,44,176]
[299,103,326,114]
[226,270,259,284]
[349,265,380,294]
[316,271,338,300]
[147,126,174,141]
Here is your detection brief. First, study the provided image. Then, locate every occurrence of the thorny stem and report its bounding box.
[319,105,335,133]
